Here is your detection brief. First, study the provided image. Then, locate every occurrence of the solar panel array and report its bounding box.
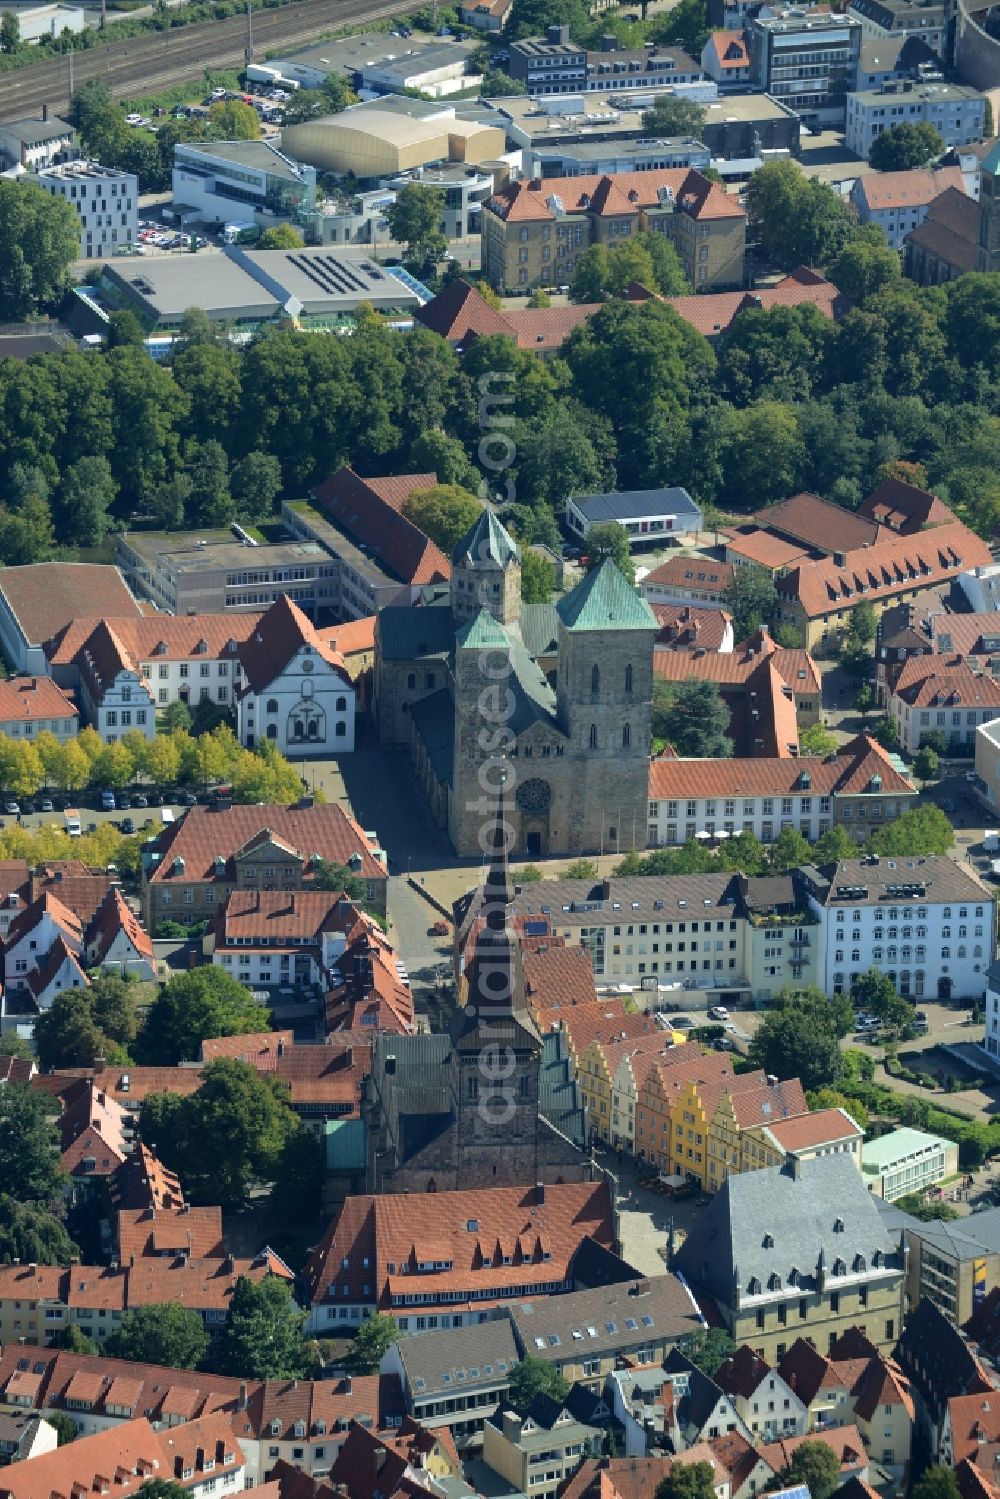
[284,252,384,297]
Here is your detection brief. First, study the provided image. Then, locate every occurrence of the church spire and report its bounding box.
[483,762,513,933]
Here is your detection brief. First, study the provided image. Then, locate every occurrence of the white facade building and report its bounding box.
[960,563,1000,613]
[235,600,356,757]
[34,160,137,258]
[802,856,994,1002]
[845,81,986,158]
[0,113,75,171]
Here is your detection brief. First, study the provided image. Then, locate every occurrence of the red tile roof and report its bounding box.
[58,1081,128,1176]
[948,1393,1000,1464]
[855,165,964,211]
[489,169,745,224]
[726,531,812,570]
[147,803,386,886]
[760,1105,863,1152]
[312,468,450,588]
[236,594,351,695]
[303,1180,614,1309]
[532,997,660,1057]
[706,29,750,66]
[318,615,376,657]
[752,492,882,555]
[651,603,733,652]
[757,1424,869,1476]
[891,656,1000,710]
[87,887,154,965]
[212,888,359,945]
[46,610,262,670]
[643,557,735,593]
[0,675,77,726]
[647,732,914,800]
[117,1204,224,1262]
[26,934,89,1003]
[776,521,992,619]
[414,279,516,345]
[6,889,83,949]
[656,268,847,340]
[0,563,141,649]
[522,942,598,1008]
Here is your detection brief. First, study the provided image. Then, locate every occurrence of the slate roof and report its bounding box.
[672,1154,902,1306]
[557,558,657,632]
[453,509,520,568]
[409,690,455,787]
[394,1319,519,1399]
[571,487,700,524]
[376,601,455,662]
[907,186,981,273]
[509,1275,701,1364]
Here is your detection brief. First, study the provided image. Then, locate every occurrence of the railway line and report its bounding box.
[0,0,410,121]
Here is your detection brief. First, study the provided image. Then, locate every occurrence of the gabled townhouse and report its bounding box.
[635,1048,736,1176]
[56,1079,130,1184]
[301,1180,616,1335]
[3,890,83,1000]
[328,1418,468,1499]
[708,1429,776,1499]
[743,1107,864,1175]
[611,1040,684,1155]
[560,1451,731,1499]
[0,1343,404,1483]
[0,1412,245,1499]
[46,594,356,757]
[0,860,114,941]
[713,1346,808,1442]
[755,1425,871,1489]
[574,1020,662,1142]
[0,1410,57,1464]
[84,887,156,981]
[323,916,415,1034]
[705,1076,809,1192]
[142,802,388,928]
[942,1390,1000,1468]
[482,1400,603,1499]
[896,1297,993,1458]
[110,1141,185,1213]
[664,1349,754,1451]
[777,1329,914,1482]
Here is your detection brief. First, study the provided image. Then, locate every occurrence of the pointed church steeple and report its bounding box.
[483,764,514,933]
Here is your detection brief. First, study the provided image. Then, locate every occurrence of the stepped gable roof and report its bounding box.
[237,594,350,694]
[776,520,991,618]
[906,186,980,273]
[752,492,881,554]
[558,557,657,632]
[147,802,385,885]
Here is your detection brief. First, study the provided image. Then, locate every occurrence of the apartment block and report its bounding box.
[34,159,137,258]
[845,81,986,158]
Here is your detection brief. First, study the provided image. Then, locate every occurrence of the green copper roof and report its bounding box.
[982,140,1000,176]
[455,608,511,651]
[453,508,521,568]
[556,557,657,632]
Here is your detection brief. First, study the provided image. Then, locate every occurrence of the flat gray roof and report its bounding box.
[120,531,327,573]
[851,81,982,102]
[176,139,310,182]
[490,90,792,140]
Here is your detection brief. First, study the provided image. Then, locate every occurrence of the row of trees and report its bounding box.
[0,721,307,804]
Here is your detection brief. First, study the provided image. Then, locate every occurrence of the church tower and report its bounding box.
[554,557,658,853]
[449,772,543,1188]
[980,143,1000,272]
[450,510,521,626]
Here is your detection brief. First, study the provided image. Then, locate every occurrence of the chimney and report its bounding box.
[239,1382,247,1411]
[42,102,48,121]
[535,1182,545,1204]
[277,1037,285,1056]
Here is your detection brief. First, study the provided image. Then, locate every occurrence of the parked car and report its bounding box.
[134,793,148,808]
[180,790,197,806]
[3,801,18,815]
[100,789,116,811]
[117,793,131,810]
[39,798,54,813]
[708,1005,729,1021]
[121,817,136,835]
[428,920,449,937]
[713,1037,737,1051]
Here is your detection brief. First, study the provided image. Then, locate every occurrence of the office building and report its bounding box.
[116,530,335,616]
[172,138,315,230]
[748,8,863,124]
[848,0,947,54]
[281,97,505,181]
[861,1126,959,1201]
[34,160,137,258]
[846,81,986,158]
[508,24,703,96]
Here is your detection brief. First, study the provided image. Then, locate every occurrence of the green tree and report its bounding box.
[918,727,949,755]
[642,94,706,138]
[854,682,875,718]
[638,229,690,295]
[133,1484,187,1499]
[527,287,551,308]
[872,716,899,750]
[257,224,304,249]
[747,991,845,1091]
[186,439,233,528]
[107,310,146,349]
[214,1275,308,1380]
[585,521,634,582]
[0,1083,66,1203]
[807,1087,868,1131]
[799,722,838,757]
[161,700,193,734]
[913,745,940,785]
[895,1193,959,1222]
[867,803,954,856]
[386,183,447,275]
[571,244,612,303]
[680,1326,734,1377]
[853,967,914,1030]
[653,679,732,758]
[767,825,812,872]
[50,1324,99,1355]
[564,858,599,879]
[106,1304,209,1370]
[231,450,282,522]
[782,1441,842,1499]
[0,1197,78,1265]
[506,1355,570,1413]
[0,178,80,319]
[655,1461,718,1499]
[270,1126,325,1220]
[0,12,21,51]
[312,860,368,902]
[142,1060,298,1208]
[408,428,478,491]
[521,548,557,603]
[744,160,852,270]
[0,1031,32,1058]
[651,0,709,52]
[55,455,118,546]
[207,100,260,140]
[869,121,944,171]
[723,568,776,639]
[41,1411,79,1450]
[403,484,482,554]
[828,224,901,304]
[137,967,267,1064]
[36,991,109,1071]
[345,1313,400,1374]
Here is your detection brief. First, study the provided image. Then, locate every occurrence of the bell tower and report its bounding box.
[450,510,521,626]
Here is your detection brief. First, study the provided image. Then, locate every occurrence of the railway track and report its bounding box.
[0,0,410,120]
